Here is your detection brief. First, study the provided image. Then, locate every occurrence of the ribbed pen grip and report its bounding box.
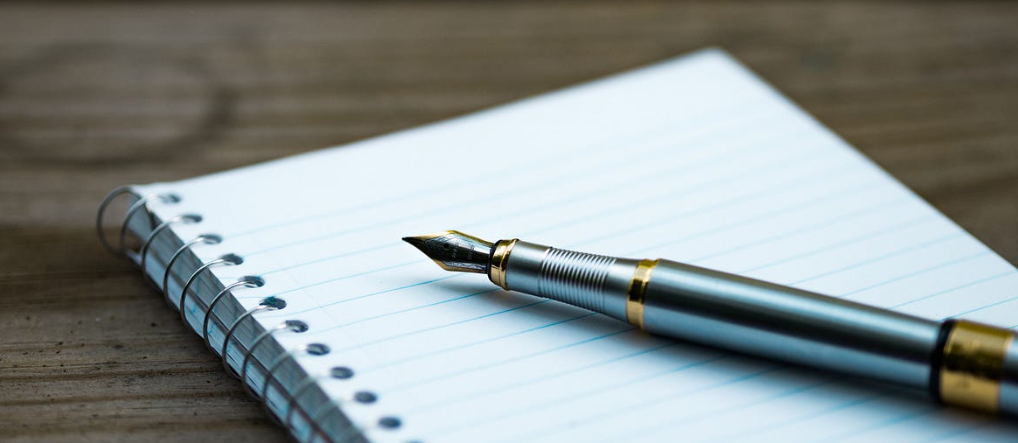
[537,247,617,313]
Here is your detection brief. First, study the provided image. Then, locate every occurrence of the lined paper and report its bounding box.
[138,49,1018,443]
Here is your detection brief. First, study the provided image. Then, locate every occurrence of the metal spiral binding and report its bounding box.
[241,320,310,399]
[177,253,243,327]
[258,342,331,427]
[220,300,324,433]
[305,398,379,443]
[283,366,377,433]
[99,185,407,443]
[305,402,341,443]
[285,376,327,431]
[137,214,202,274]
[332,410,403,443]
[296,377,403,443]
[162,233,224,294]
[118,193,182,257]
[221,297,288,377]
[202,275,264,351]
[97,185,181,258]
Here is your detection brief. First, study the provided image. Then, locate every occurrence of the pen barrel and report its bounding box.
[497,240,1018,416]
[641,260,941,389]
[640,261,1018,416]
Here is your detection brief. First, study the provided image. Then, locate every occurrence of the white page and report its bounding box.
[136,49,1018,443]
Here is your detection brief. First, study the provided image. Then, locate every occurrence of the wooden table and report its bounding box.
[2,2,1016,441]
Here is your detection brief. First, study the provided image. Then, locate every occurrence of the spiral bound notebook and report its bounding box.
[98,49,1018,443]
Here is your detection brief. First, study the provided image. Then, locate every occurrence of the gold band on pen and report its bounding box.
[489,239,517,290]
[939,320,1014,413]
[625,259,658,329]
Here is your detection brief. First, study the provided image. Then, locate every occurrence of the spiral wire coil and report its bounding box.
[98,186,406,443]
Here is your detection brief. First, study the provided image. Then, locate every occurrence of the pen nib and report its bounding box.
[402,231,494,274]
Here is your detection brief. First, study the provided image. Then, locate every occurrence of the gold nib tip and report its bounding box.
[402,231,493,274]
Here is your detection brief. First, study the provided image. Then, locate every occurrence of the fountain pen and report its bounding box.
[403,230,1018,417]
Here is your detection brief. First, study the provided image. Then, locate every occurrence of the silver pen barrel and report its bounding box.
[488,238,1018,417]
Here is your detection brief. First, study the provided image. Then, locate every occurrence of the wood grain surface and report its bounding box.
[1,2,1017,442]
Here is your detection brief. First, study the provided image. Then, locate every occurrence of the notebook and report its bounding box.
[98,48,1018,443]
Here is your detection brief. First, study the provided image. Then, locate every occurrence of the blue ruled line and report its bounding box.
[563,156,868,251]
[329,288,501,330]
[242,259,439,300]
[787,233,963,285]
[516,141,840,242]
[320,296,545,354]
[737,216,938,275]
[504,363,792,443]
[223,101,775,240]
[822,406,943,443]
[232,107,784,257]
[837,250,992,298]
[385,327,636,394]
[683,197,916,264]
[406,341,681,416]
[229,125,825,275]
[367,312,598,372]
[892,270,1016,310]
[941,273,1018,317]
[613,177,886,257]
[256,243,406,277]
[924,425,995,443]
[709,388,914,443]
[245,148,854,319]
[610,377,846,443]
[424,349,732,438]
[215,123,821,288]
